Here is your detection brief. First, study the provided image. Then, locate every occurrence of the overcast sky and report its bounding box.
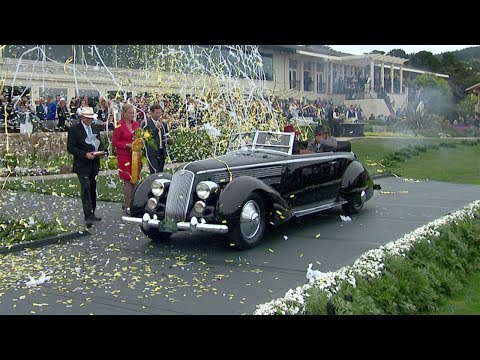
[327,45,479,56]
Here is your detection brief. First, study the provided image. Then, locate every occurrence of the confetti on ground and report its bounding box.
[340,215,352,222]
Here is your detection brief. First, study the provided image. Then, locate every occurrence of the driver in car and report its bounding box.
[307,125,337,153]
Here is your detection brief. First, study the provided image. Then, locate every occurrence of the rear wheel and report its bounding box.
[141,227,173,242]
[342,190,366,214]
[228,193,267,250]
[342,201,363,214]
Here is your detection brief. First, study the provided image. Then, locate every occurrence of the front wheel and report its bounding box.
[228,192,267,250]
[141,227,173,242]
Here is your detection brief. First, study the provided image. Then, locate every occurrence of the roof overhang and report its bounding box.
[295,49,342,61]
[339,53,408,65]
[466,82,480,92]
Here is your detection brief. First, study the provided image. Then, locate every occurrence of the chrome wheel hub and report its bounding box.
[240,200,261,239]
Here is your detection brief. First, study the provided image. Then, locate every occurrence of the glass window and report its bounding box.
[304,60,313,92]
[39,87,67,98]
[289,59,298,90]
[260,53,273,81]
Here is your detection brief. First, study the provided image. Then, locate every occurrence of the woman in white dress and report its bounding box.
[18,99,35,134]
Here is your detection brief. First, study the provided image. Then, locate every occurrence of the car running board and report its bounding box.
[292,200,348,218]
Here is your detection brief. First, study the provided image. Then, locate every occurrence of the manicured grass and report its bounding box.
[351,137,479,178]
[434,272,480,315]
[389,144,480,184]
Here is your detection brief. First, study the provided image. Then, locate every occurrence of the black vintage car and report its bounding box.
[122,131,381,249]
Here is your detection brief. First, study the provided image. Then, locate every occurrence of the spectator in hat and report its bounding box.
[307,125,337,153]
[67,106,105,228]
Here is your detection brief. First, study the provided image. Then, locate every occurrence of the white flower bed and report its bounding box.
[254,200,480,315]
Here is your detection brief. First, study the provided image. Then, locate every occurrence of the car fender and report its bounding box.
[339,160,374,202]
[131,172,173,216]
[217,176,293,225]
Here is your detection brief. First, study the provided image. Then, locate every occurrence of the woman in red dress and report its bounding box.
[112,103,140,214]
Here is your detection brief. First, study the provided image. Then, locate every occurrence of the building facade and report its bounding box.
[0,45,449,115]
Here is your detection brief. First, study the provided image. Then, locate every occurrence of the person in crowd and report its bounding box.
[76,99,89,119]
[46,95,57,120]
[112,103,140,215]
[345,105,358,123]
[36,97,47,120]
[56,97,69,131]
[95,97,114,130]
[331,106,341,137]
[283,124,300,154]
[307,125,337,153]
[67,107,105,228]
[18,99,35,134]
[142,104,174,174]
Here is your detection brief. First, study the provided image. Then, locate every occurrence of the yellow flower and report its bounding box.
[143,131,151,140]
[132,138,144,152]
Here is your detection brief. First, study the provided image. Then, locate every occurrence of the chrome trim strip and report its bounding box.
[122,216,229,234]
[182,161,194,170]
[196,153,353,174]
[293,201,348,217]
[177,222,229,234]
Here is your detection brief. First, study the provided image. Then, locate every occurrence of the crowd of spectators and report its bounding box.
[3,87,479,135]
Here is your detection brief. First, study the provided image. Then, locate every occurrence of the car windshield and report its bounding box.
[227,131,293,155]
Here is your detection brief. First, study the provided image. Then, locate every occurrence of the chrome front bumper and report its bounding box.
[122,213,229,234]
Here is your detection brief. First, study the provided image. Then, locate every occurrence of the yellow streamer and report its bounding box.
[63,56,73,77]
[130,138,143,184]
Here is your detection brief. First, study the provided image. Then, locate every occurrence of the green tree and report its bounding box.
[440,52,480,102]
[408,51,442,72]
[369,50,385,55]
[456,93,478,116]
[387,49,408,59]
[413,73,453,116]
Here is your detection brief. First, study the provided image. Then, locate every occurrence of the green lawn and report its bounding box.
[351,137,480,181]
[434,272,480,315]
[389,144,480,184]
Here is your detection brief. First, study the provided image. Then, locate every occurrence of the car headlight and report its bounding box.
[196,181,218,200]
[194,201,206,214]
[151,179,170,197]
[147,197,158,210]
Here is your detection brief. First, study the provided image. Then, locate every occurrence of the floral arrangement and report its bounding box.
[130,128,156,184]
[253,200,480,315]
[133,128,157,151]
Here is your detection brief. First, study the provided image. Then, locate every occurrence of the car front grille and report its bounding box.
[165,170,194,222]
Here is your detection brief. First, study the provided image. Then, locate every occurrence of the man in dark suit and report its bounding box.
[142,104,174,174]
[67,107,105,227]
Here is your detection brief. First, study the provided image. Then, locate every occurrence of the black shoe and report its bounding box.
[91,214,102,221]
[85,219,93,228]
